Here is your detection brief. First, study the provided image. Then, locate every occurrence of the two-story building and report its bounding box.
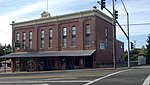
[1,9,124,72]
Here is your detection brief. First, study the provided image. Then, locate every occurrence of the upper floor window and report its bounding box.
[29,31,32,40]
[40,30,44,48]
[16,32,20,49]
[85,24,90,46]
[49,29,53,48]
[62,27,67,48]
[23,32,26,40]
[16,32,19,42]
[41,30,44,39]
[71,26,76,47]
[29,31,32,49]
[22,32,26,49]
[63,27,67,36]
[105,28,108,48]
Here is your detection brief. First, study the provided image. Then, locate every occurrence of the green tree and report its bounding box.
[0,44,12,56]
[0,49,4,56]
[0,44,12,62]
[146,34,150,64]
[139,46,147,56]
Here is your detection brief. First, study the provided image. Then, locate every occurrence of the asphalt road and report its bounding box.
[0,66,150,85]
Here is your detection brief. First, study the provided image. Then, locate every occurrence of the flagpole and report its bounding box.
[47,0,48,12]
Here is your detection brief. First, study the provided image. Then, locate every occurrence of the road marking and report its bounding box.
[37,84,50,85]
[0,80,91,84]
[43,77,78,80]
[84,69,133,85]
[142,74,150,85]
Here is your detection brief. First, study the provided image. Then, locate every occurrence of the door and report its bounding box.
[61,58,66,70]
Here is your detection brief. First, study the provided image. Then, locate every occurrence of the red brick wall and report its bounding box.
[12,16,96,52]
[13,26,37,52]
[12,15,118,68]
[116,40,125,63]
[94,16,113,66]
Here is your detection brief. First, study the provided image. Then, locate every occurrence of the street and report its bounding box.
[0,66,150,85]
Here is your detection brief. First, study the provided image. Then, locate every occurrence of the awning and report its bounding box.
[0,50,96,58]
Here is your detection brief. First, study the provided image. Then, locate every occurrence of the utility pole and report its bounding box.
[112,0,116,69]
[4,44,6,72]
[120,0,130,68]
[127,13,130,68]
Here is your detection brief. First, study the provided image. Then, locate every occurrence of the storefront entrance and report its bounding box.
[61,57,86,70]
[61,58,74,70]
[39,58,55,71]
[16,58,34,71]
[13,56,93,72]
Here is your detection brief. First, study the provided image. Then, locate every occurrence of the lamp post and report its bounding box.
[120,0,130,68]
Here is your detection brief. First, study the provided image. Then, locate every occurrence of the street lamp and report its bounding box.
[120,0,130,68]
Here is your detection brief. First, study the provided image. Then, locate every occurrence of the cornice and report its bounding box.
[12,9,112,29]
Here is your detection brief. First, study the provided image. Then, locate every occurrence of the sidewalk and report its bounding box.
[0,66,129,75]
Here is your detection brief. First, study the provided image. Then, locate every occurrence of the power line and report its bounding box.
[120,22,150,26]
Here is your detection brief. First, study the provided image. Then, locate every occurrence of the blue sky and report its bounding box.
[0,0,150,50]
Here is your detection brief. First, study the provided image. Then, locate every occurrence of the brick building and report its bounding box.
[1,9,124,72]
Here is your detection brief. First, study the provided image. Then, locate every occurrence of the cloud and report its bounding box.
[115,0,150,37]
[0,0,150,46]
[1,0,96,21]
[0,0,96,45]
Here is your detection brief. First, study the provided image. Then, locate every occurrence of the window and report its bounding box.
[71,26,76,47]
[22,32,26,49]
[85,24,90,46]
[16,32,20,49]
[40,30,44,48]
[62,28,67,47]
[23,32,26,40]
[16,32,19,42]
[29,31,32,40]
[121,45,123,49]
[29,31,32,49]
[49,29,53,48]
[63,28,67,36]
[105,28,108,48]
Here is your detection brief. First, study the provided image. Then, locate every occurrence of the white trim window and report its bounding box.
[40,30,44,48]
[62,27,67,48]
[49,29,53,48]
[85,24,90,46]
[71,26,76,47]
[22,32,26,49]
[29,31,32,49]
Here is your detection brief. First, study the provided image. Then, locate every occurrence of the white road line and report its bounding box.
[37,84,50,85]
[84,69,133,85]
[0,80,91,84]
[42,77,78,80]
[142,74,150,85]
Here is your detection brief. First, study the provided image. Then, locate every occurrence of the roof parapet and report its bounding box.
[11,9,112,28]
